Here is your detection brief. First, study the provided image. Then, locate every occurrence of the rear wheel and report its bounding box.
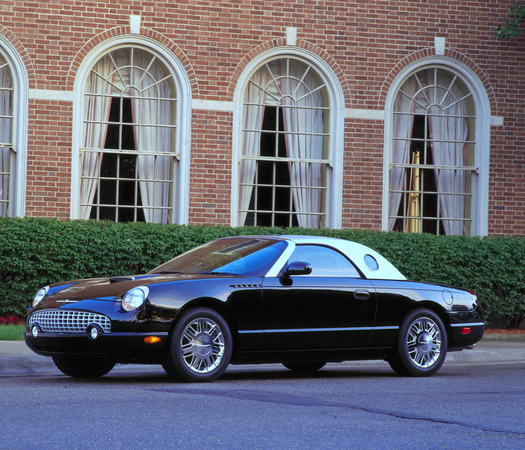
[387,308,447,377]
[282,362,326,372]
[52,356,115,378]
[162,307,232,382]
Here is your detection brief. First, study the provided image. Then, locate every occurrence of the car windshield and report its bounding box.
[149,238,287,277]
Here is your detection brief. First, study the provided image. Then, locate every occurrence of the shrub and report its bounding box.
[0,316,24,326]
[1,217,524,327]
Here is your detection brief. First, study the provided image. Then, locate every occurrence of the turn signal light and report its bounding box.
[144,336,162,344]
[461,327,472,335]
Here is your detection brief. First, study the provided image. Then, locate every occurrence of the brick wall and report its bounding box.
[0,0,523,235]
[25,100,72,219]
[190,110,233,225]
[342,119,384,230]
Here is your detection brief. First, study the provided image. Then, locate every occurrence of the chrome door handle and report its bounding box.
[354,290,370,300]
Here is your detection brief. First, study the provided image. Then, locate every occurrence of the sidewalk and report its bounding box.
[1,335,524,376]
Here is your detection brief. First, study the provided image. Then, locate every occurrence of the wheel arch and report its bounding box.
[410,301,452,345]
[387,302,450,377]
[170,297,241,354]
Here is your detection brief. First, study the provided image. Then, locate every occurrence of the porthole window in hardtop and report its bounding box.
[389,68,476,236]
[81,47,177,224]
[364,254,379,271]
[0,53,13,217]
[239,58,330,228]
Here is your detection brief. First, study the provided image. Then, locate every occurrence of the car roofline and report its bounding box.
[222,235,406,281]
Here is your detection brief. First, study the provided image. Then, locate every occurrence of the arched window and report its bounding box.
[385,64,489,236]
[0,39,27,218]
[0,52,12,217]
[74,39,191,224]
[81,47,176,223]
[234,53,343,229]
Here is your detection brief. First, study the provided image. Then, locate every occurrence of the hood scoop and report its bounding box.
[109,276,136,283]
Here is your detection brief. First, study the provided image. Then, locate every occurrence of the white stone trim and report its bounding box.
[345,108,384,120]
[434,37,446,56]
[130,15,141,34]
[192,99,233,112]
[27,88,508,134]
[29,89,74,101]
[286,27,297,46]
[32,91,502,133]
[491,116,504,126]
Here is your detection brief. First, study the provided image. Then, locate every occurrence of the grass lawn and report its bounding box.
[0,325,25,341]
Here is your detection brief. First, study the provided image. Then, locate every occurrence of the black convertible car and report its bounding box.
[25,235,484,381]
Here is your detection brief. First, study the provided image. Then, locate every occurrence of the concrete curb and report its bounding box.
[1,337,524,375]
[482,333,525,342]
[0,341,59,375]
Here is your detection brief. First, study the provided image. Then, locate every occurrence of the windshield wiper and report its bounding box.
[199,271,239,276]
[154,271,187,274]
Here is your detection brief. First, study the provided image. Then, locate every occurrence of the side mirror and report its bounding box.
[282,261,312,279]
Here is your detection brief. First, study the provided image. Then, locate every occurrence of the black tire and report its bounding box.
[282,362,326,372]
[387,308,447,377]
[52,356,115,378]
[162,307,232,382]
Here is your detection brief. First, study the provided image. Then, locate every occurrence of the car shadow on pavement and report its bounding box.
[25,363,401,385]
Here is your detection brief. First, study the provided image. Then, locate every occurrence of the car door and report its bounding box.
[262,244,377,351]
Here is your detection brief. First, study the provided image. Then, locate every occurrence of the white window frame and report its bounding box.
[71,35,192,224]
[382,57,491,236]
[232,47,345,229]
[0,35,28,218]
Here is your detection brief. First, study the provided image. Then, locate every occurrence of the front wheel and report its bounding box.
[387,308,447,377]
[52,356,115,378]
[162,307,232,382]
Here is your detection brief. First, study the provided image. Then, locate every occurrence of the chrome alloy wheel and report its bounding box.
[406,317,442,368]
[180,317,225,374]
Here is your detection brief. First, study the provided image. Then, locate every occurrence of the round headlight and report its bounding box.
[33,286,49,308]
[122,286,149,312]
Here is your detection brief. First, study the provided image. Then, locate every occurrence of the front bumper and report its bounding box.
[25,331,169,363]
[25,300,177,363]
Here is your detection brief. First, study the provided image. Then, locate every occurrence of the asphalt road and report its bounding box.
[2,359,524,450]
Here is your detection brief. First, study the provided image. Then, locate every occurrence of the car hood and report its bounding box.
[39,273,242,304]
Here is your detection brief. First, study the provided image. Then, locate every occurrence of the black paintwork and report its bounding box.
[25,237,485,367]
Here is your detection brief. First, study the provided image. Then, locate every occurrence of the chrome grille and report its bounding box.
[28,310,111,334]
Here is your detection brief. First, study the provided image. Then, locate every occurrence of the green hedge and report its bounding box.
[1,217,524,327]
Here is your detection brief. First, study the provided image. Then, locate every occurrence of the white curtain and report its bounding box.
[80,57,114,219]
[389,78,417,230]
[427,70,468,235]
[130,50,172,224]
[0,66,11,217]
[280,61,324,228]
[239,66,268,225]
